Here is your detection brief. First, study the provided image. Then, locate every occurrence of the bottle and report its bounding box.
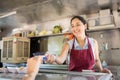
[102,60,107,68]
[35,27,39,36]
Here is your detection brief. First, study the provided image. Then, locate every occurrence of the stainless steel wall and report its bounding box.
[88,29,120,65]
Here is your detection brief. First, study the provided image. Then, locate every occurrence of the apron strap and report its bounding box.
[72,38,75,49]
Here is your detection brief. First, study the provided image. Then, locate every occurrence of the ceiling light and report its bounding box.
[0,11,16,19]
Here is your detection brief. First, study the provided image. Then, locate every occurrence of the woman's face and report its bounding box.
[71,18,87,37]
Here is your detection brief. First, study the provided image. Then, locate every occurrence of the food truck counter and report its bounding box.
[0,70,112,80]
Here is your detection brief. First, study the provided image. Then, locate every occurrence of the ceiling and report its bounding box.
[0,0,120,30]
[0,0,46,12]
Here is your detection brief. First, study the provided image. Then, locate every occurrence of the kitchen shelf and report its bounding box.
[29,24,119,38]
[28,32,71,38]
[87,24,119,32]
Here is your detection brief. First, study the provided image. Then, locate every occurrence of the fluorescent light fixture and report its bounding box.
[0,11,16,18]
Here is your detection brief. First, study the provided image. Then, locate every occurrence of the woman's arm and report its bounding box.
[23,56,42,80]
[45,42,70,64]
[94,39,111,74]
[55,42,70,64]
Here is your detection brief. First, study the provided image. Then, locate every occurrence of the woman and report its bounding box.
[45,16,111,73]
[23,16,111,80]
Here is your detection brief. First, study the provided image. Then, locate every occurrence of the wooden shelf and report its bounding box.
[28,32,71,38]
[29,24,119,38]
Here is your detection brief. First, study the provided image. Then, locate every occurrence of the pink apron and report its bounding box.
[69,37,95,72]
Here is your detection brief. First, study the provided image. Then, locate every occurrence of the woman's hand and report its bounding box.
[45,53,56,64]
[101,68,112,74]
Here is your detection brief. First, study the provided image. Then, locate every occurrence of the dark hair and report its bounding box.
[70,16,88,36]
[71,16,87,25]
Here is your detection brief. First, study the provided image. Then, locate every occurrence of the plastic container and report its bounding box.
[16,67,27,74]
[7,67,17,73]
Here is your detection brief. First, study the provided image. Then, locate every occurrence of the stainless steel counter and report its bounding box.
[0,71,112,80]
[0,73,24,80]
